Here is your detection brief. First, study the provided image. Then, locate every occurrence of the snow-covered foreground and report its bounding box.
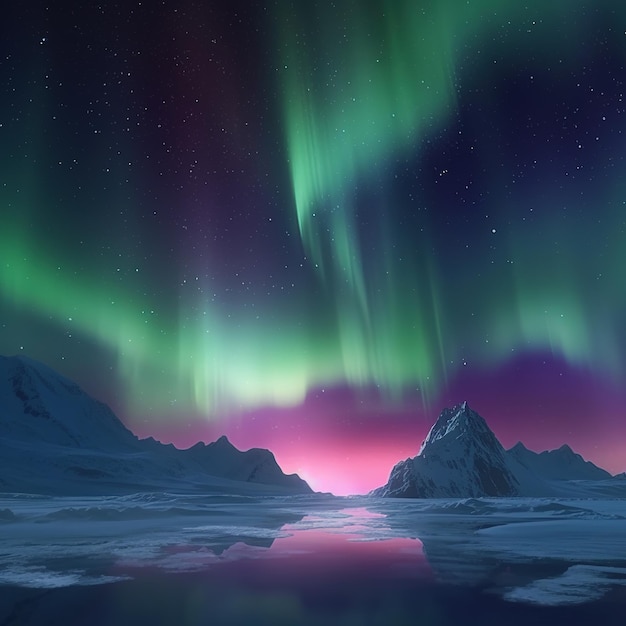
[1,493,626,624]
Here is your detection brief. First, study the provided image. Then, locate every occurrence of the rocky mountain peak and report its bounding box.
[373,403,520,498]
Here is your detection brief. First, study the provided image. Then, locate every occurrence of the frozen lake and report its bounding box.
[1,493,626,624]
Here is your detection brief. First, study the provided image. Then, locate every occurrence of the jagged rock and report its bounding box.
[371,401,613,498]
[508,441,612,481]
[371,402,521,498]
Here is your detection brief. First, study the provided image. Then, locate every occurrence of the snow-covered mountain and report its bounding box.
[0,355,311,495]
[508,441,612,481]
[371,402,522,498]
[0,355,139,452]
[372,402,614,498]
[185,435,309,491]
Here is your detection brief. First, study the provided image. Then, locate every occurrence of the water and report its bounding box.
[1,494,626,624]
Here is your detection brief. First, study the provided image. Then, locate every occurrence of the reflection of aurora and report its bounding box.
[2,495,625,619]
[1,0,625,422]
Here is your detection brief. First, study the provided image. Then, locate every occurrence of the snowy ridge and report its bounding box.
[372,402,617,498]
[0,355,311,496]
[508,441,612,481]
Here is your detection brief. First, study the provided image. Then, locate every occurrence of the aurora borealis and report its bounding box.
[1,0,625,493]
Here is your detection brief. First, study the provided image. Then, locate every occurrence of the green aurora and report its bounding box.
[1,0,625,420]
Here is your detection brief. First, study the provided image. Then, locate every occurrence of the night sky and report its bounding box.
[1,1,625,494]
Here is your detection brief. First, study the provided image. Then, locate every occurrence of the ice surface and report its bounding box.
[1,492,626,612]
[475,518,626,559]
[504,564,626,605]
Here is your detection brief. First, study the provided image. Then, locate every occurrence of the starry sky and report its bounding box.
[1,0,625,494]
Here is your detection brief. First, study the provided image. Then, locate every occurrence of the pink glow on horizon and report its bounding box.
[132,419,424,495]
[243,440,420,495]
[131,402,626,496]
[133,409,626,496]
[128,356,626,495]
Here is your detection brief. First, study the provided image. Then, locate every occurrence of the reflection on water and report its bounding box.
[109,506,431,586]
[193,508,432,590]
[0,503,439,626]
[1,497,626,625]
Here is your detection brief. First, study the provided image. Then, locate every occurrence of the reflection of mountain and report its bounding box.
[366,496,626,604]
[372,402,616,498]
[0,355,311,495]
[411,500,569,587]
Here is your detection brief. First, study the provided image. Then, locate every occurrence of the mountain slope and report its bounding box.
[0,355,311,495]
[185,435,310,492]
[508,441,612,481]
[0,355,138,452]
[372,402,614,498]
[371,402,522,498]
